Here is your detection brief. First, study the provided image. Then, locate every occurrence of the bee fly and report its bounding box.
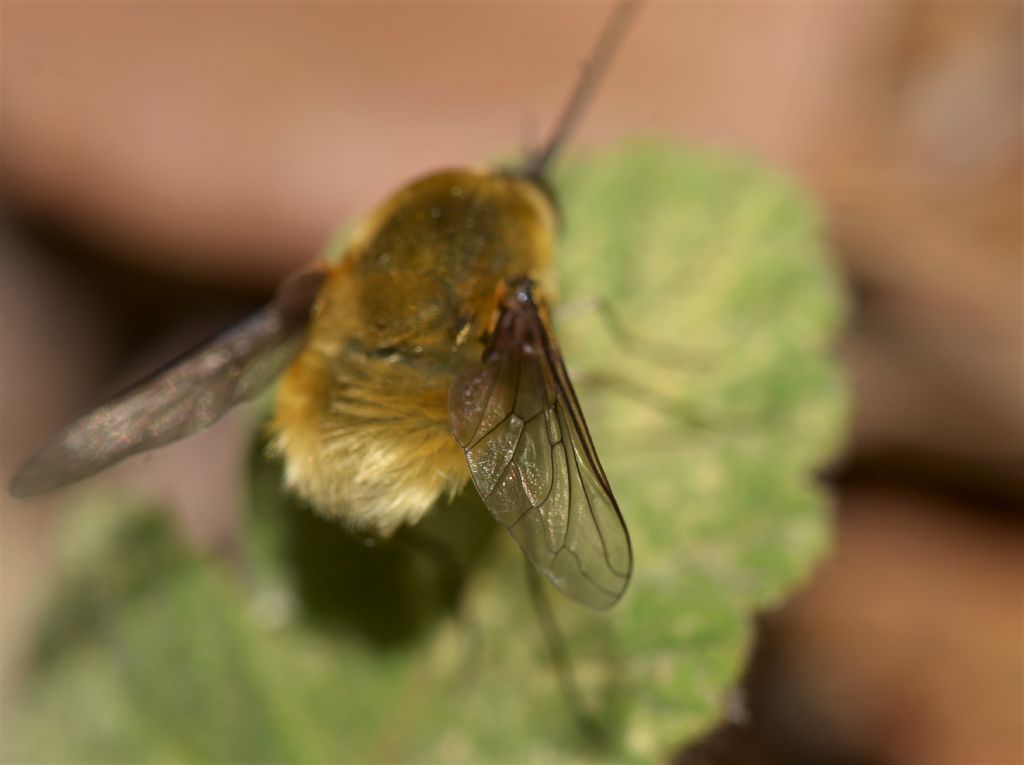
[12,1,641,609]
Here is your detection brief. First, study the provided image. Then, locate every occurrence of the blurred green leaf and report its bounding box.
[5,142,845,763]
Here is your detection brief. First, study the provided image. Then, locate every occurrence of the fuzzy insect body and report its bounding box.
[11,2,640,608]
[271,170,557,534]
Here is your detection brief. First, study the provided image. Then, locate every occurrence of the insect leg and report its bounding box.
[554,295,710,369]
[569,368,770,439]
[522,555,608,746]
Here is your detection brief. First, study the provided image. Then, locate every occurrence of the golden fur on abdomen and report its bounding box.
[270,333,469,535]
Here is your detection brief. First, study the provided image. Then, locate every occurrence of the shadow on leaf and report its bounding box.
[250,442,499,647]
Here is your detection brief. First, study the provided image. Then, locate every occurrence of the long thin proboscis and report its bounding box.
[523,0,642,180]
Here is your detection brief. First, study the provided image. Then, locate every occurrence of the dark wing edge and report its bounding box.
[449,290,632,609]
[9,269,327,498]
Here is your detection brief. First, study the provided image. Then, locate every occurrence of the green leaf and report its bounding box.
[5,142,845,763]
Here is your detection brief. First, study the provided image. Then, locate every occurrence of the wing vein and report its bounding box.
[448,280,632,609]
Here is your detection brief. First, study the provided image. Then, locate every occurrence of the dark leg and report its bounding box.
[523,556,607,746]
[558,296,766,435]
[556,295,710,369]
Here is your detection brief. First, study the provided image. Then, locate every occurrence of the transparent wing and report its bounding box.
[449,283,632,609]
[10,270,326,498]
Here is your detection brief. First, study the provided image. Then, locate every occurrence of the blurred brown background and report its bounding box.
[1,2,1020,763]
